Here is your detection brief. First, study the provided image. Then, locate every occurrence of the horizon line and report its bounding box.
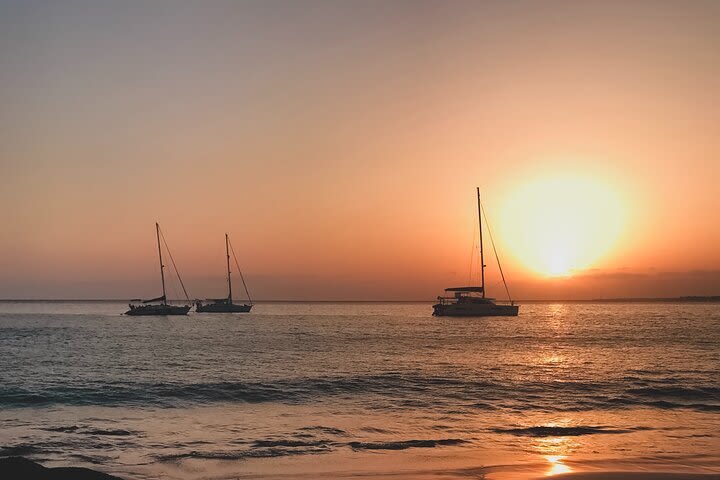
[1,296,719,303]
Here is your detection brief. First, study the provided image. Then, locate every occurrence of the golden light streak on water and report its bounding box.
[545,455,572,476]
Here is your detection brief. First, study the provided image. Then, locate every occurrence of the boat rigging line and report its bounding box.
[158,225,191,302]
[228,238,253,305]
[467,224,478,285]
[480,201,513,304]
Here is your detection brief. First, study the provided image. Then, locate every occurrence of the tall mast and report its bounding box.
[477,187,485,298]
[156,222,167,305]
[226,233,233,302]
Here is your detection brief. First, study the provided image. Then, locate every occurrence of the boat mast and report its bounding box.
[226,233,233,303]
[477,187,485,298]
[156,222,167,305]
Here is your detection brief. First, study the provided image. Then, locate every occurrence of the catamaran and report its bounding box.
[125,223,192,316]
[195,234,253,313]
[432,188,519,317]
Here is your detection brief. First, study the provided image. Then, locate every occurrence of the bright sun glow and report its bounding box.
[498,174,625,277]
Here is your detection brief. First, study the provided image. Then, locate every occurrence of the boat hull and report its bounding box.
[432,302,519,317]
[195,303,253,313]
[125,304,191,316]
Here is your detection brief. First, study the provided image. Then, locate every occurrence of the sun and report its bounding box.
[497,173,626,277]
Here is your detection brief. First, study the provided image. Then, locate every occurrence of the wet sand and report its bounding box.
[553,474,720,479]
[121,445,720,480]
[3,451,720,480]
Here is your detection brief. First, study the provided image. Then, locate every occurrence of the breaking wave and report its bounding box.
[1,374,717,413]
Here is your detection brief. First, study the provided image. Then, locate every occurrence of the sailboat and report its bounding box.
[195,234,253,313]
[125,223,192,316]
[432,188,519,317]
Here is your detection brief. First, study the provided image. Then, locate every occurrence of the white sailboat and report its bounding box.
[432,188,519,317]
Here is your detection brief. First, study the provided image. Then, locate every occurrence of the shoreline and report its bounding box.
[3,456,720,480]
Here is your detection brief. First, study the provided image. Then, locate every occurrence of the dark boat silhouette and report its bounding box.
[195,233,253,313]
[125,223,191,316]
[433,188,519,317]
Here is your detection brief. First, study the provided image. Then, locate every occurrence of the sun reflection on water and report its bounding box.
[545,455,572,476]
[533,434,575,477]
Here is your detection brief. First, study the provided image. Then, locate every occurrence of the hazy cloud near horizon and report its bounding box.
[1,269,718,301]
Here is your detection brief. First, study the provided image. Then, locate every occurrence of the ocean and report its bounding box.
[1,301,718,479]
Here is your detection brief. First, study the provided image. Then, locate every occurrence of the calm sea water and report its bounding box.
[0,301,718,479]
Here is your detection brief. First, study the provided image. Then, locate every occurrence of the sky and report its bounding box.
[1,0,719,300]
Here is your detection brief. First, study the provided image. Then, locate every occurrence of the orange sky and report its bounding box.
[1,1,719,300]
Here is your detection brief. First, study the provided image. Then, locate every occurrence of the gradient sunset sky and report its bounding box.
[1,0,718,300]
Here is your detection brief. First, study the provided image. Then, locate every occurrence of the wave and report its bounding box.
[0,374,489,407]
[251,439,330,448]
[157,445,331,462]
[297,426,348,436]
[604,398,720,412]
[41,426,137,436]
[1,373,717,413]
[348,439,466,450]
[67,453,115,465]
[157,437,466,462]
[0,444,45,457]
[492,426,651,437]
[625,386,720,401]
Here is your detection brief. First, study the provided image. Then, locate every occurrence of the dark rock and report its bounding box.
[0,456,123,479]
